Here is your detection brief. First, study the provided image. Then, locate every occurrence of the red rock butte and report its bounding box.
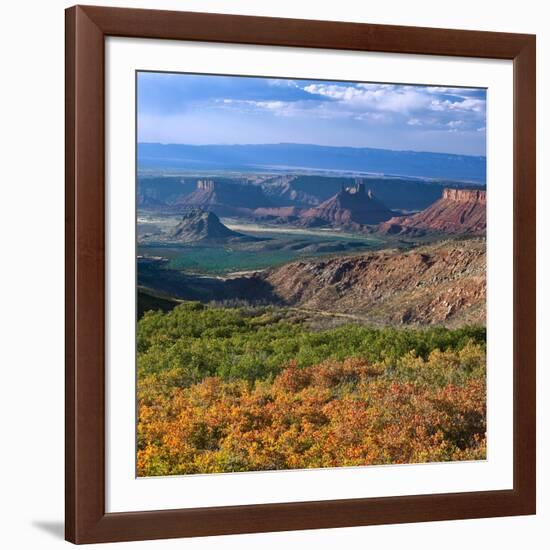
[378,187,486,235]
[300,180,394,226]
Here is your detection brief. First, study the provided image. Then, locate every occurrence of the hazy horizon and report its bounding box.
[137,140,486,159]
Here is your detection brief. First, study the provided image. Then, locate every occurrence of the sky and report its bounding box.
[137,72,487,157]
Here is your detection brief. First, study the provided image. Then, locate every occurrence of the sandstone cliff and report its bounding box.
[378,188,486,235]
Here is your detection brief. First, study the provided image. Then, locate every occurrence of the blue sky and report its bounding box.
[137,72,486,156]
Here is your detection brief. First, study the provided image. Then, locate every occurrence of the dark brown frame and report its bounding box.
[65,4,536,544]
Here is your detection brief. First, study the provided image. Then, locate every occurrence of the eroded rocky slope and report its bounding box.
[263,238,486,326]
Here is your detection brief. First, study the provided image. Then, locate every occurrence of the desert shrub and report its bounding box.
[137,302,486,385]
[138,340,486,476]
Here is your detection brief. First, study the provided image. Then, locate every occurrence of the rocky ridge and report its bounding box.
[262,238,486,326]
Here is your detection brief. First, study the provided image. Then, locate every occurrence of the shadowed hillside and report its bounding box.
[176,179,271,215]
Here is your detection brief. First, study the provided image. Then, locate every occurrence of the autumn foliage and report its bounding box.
[137,303,486,476]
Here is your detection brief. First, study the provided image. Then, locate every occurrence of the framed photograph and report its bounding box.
[65,5,536,544]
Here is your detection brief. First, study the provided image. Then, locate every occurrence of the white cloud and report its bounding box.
[217,98,351,119]
[222,99,285,109]
[356,83,396,91]
[219,99,291,113]
[430,98,486,113]
[267,79,299,88]
[354,112,389,122]
[303,83,431,115]
[252,100,287,110]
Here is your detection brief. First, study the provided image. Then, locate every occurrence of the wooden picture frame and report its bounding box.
[65,4,536,544]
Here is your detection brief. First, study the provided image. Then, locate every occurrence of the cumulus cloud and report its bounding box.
[301,82,485,131]
[216,82,486,137]
[302,83,431,115]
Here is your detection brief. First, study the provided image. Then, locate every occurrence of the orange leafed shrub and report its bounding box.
[137,349,486,476]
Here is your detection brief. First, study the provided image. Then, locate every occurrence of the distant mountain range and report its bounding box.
[138,143,486,183]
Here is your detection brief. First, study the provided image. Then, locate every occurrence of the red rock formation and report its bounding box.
[442,188,486,204]
[378,188,486,234]
[299,183,394,227]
